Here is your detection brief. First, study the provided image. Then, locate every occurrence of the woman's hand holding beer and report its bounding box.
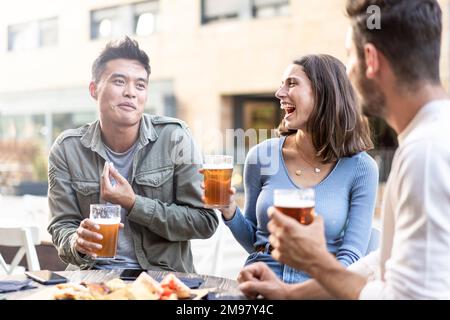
[199,168,237,220]
[205,182,237,220]
[267,206,334,276]
[74,218,124,259]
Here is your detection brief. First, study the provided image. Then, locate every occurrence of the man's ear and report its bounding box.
[363,43,380,79]
[89,81,98,100]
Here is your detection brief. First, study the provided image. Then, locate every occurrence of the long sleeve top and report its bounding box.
[224,136,379,280]
[47,115,218,272]
[350,100,450,299]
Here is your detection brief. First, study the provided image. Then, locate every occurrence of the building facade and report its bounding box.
[0,0,449,187]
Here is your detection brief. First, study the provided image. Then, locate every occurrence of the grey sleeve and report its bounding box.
[47,142,95,268]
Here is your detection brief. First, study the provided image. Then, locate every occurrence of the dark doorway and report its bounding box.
[231,95,281,190]
[233,95,282,147]
[368,117,398,182]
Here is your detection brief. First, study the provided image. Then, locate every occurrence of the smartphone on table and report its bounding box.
[119,269,147,281]
[24,270,68,285]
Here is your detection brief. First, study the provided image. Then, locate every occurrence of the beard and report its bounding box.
[354,60,387,119]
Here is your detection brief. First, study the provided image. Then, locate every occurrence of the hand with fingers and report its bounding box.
[198,168,237,220]
[74,218,124,259]
[237,262,291,299]
[101,162,136,210]
[267,206,332,274]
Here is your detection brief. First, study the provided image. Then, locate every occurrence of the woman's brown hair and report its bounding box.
[277,54,373,163]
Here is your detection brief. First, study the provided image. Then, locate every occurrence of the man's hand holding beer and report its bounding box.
[267,206,336,276]
[75,218,124,259]
[73,162,129,258]
[74,219,101,259]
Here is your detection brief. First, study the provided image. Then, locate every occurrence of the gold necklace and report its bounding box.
[293,139,322,176]
[295,156,321,175]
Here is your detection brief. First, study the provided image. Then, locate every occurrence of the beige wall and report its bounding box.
[1,0,449,146]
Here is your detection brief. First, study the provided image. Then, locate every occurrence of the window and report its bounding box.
[252,0,289,18]
[134,1,159,36]
[7,17,58,51]
[202,0,242,24]
[38,18,58,47]
[8,23,37,51]
[90,1,159,40]
[201,0,289,24]
[90,6,124,39]
[52,112,95,141]
[0,114,46,140]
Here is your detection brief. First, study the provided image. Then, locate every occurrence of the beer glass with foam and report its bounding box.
[273,189,315,225]
[89,204,121,259]
[203,155,233,208]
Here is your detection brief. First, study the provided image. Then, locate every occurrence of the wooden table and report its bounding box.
[0,269,246,300]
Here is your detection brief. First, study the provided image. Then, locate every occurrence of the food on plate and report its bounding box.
[53,272,196,300]
[104,278,127,291]
[128,272,163,300]
[160,273,192,299]
[53,283,95,300]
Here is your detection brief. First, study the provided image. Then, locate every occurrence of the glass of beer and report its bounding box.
[89,204,121,259]
[203,155,233,208]
[273,189,315,225]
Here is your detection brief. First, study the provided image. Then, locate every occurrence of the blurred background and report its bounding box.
[0,0,448,279]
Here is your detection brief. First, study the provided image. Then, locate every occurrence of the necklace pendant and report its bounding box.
[295,169,302,176]
[314,168,321,173]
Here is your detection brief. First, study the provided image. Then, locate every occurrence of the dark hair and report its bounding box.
[91,36,151,83]
[278,54,373,163]
[346,0,442,85]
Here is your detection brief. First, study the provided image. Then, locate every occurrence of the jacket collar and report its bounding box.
[80,114,158,158]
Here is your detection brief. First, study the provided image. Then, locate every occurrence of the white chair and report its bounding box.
[191,213,225,276]
[191,213,248,279]
[0,226,41,275]
[365,227,381,255]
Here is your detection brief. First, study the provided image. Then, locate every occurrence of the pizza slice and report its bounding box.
[128,272,163,300]
[54,283,95,300]
[160,273,192,299]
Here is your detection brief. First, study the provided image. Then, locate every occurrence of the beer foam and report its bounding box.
[91,218,121,225]
[203,163,233,170]
[274,197,315,208]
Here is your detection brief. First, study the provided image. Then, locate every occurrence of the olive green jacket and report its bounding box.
[47,114,218,272]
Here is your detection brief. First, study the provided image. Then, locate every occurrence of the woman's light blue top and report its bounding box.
[224,136,379,283]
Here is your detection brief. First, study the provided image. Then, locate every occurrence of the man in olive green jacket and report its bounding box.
[47,37,218,272]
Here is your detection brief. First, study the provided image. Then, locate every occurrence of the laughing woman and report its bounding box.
[217,54,378,283]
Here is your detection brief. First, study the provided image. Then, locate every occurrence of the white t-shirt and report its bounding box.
[349,100,450,299]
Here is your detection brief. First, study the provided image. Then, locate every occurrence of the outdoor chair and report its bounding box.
[0,226,41,275]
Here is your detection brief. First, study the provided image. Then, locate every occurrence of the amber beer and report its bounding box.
[203,155,233,208]
[90,204,121,259]
[273,189,315,225]
[95,221,120,258]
